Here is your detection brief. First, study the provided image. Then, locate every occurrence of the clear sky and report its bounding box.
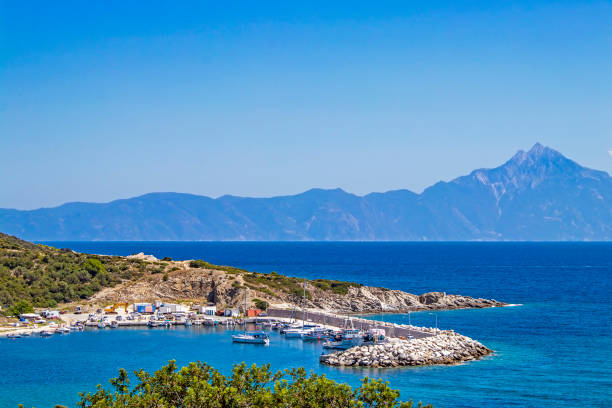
[1,1,611,210]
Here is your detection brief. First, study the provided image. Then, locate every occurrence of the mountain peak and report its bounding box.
[508,143,564,167]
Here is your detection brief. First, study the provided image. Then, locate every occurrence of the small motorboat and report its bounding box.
[97,322,106,329]
[284,328,308,339]
[323,328,364,350]
[232,331,270,345]
[185,319,192,327]
[39,330,54,337]
[302,328,332,341]
[110,321,119,328]
[7,333,22,339]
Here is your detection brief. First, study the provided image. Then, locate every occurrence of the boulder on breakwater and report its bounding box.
[319,331,491,368]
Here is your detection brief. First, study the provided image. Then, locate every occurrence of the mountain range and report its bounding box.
[2,143,611,241]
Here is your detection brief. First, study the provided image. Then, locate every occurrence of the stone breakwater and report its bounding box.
[320,331,492,368]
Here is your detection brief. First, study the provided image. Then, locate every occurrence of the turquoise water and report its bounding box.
[2,242,611,407]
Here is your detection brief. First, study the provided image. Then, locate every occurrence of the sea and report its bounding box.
[1,242,610,407]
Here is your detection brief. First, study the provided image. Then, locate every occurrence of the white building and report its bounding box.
[224,308,240,317]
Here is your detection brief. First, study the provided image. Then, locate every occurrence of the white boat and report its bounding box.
[302,328,331,341]
[97,322,106,329]
[231,289,270,345]
[284,328,308,338]
[323,328,363,350]
[110,321,119,328]
[39,330,54,337]
[185,319,192,327]
[232,331,270,345]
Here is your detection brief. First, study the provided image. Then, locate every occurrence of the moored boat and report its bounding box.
[232,331,270,345]
[302,328,333,341]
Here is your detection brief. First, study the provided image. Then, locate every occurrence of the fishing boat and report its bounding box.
[284,328,309,338]
[302,328,333,341]
[323,322,364,350]
[231,289,270,345]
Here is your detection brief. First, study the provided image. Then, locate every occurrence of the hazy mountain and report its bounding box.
[2,144,611,241]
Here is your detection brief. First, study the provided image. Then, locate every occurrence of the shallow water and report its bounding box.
[1,242,609,407]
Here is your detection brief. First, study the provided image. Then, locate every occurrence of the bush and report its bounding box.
[74,360,431,408]
[7,299,33,316]
[162,273,169,282]
[253,298,268,310]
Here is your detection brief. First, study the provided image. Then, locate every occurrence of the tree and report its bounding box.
[75,361,432,408]
[9,299,34,316]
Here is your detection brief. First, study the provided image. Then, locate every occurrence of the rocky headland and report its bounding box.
[90,256,506,314]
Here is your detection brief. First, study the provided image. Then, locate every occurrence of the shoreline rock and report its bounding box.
[319,331,492,368]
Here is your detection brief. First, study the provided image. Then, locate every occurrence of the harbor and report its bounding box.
[1,297,492,369]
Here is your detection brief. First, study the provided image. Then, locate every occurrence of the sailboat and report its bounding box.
[232,288,270,345]
[284,280,310,338]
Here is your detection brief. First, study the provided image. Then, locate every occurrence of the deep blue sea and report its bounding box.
[1,242,611,407]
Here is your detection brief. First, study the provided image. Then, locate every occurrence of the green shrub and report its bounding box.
[74,360,430,408]
[253,298,268,310]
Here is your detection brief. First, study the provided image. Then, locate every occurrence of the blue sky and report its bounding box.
[1,1,611,209]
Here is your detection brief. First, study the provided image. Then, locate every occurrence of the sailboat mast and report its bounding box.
[302,280,306,329]
[244,288,247,334]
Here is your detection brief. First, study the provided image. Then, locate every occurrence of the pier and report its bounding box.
[266,308,434,339]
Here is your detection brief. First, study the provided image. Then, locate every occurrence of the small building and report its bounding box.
[224,308,240,317]
[246,309,262,317]
[19,313,41,322]
[198,305,216,316]
[41,310,60,319]
[158,306,172,314]
[134,303,155,314]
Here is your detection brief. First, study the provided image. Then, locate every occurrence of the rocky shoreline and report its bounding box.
[319,331,492,368]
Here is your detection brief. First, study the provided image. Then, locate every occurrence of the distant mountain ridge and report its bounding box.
[2,144,612,241]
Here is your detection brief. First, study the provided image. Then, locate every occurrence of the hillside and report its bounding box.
[0,233,504,313]
[1,144,610,241]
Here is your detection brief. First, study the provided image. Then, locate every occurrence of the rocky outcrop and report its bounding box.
[320,331,492,368]
[308,286,504,313]
[127,252,158,261]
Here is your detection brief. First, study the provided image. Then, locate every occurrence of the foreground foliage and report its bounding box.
[75,361,432,408]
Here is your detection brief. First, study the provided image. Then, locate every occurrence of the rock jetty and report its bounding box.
[320,331,491,368]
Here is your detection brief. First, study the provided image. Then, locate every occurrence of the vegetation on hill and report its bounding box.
[71,360,431,408]
[0,233,364,312]
[0,233,161,311]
